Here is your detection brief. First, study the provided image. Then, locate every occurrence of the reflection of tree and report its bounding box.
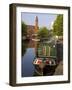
[22,40,28,56]
[22,40,38,56]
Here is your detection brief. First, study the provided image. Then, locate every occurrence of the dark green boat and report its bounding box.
[33,42,57,76]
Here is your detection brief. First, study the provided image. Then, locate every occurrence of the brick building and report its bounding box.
[26,16,39,39]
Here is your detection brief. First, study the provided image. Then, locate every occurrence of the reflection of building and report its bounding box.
[27,16,39,38]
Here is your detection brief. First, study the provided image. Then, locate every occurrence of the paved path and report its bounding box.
[54,61,63,75]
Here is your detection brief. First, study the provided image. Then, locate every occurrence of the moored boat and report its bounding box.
[33,57,57,76]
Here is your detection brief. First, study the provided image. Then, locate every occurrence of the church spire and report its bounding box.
[35,16,38,33]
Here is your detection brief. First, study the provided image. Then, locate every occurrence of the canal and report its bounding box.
[21,39,58,77]
[22,40,37,77]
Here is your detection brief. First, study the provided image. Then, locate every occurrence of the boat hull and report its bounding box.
[34,64,57,76]
[33,57,57,76]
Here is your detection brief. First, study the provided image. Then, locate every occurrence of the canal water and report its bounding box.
[22,48,35,77]
[21,40,57,77]
[22,40,37,77]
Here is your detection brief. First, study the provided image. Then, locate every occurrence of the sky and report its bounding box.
[21,12,57,30]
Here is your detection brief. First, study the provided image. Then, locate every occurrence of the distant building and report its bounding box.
[27,25,35,38]
[35,16,39,34]
[26,16,39,38]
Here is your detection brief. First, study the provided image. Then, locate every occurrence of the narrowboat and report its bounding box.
[33,57,57,76]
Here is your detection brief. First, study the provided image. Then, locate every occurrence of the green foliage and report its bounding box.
[53,15,63,36]
[38,27,49,38]
[48,29,53,38]
[21,21,27,36]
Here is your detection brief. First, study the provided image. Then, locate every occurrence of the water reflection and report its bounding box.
[22,40,38,77]
[22,48,35,77]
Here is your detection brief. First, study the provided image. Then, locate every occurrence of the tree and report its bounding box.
[48,29,53,38]
[21,21,27,36]
[38,27,49,39]
[53,15,63,36]
[21,22,27,55]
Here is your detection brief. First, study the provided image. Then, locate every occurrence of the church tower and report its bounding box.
[35,16,38,34]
